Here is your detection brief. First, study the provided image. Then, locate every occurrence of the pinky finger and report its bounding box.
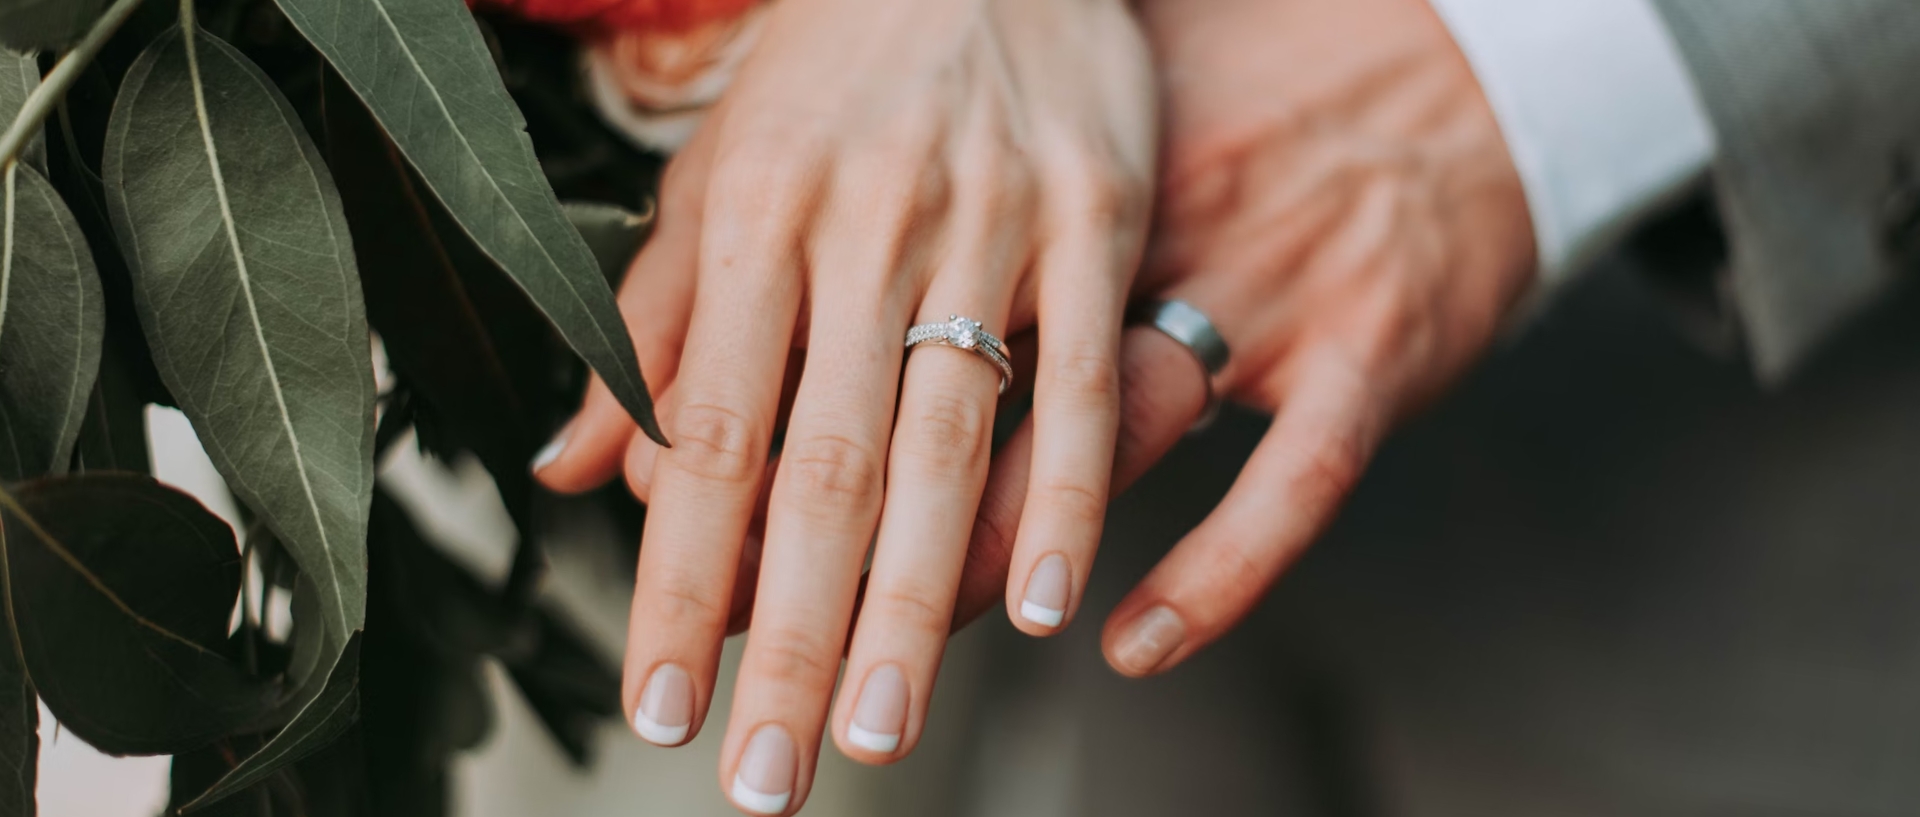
[1100,343,1383,677]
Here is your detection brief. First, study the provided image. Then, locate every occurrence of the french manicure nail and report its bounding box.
[633,663,693,745]
[1018,553,1071,628]
[847,664,907,754]
[1113,605,1186,676]
[531,426,571,472]
[731,724,796,815]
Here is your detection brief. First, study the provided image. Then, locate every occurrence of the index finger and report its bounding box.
[1102,342,1383,677]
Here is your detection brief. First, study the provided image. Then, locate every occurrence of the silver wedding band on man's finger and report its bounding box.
[1132,299,1230,430]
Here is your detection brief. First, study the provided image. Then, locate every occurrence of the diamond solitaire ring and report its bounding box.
[905,315,1013,394]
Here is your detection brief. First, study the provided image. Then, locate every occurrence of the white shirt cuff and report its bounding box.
[1428,0,1718,283]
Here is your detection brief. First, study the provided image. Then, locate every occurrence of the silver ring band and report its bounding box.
[1133,299,1229,429]
[905,315,1013,394]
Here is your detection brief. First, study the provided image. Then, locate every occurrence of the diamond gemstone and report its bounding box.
[950,316,977,349]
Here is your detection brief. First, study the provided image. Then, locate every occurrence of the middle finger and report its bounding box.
[719,140,946,815]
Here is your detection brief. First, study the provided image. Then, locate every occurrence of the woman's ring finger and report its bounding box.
[905,314,1013,394]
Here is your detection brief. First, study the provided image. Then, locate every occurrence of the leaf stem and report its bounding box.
[0,0,147,172]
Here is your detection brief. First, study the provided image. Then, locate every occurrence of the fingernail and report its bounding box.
[531,426,571,473]
[633,663,693,745]
[847,664,907,754]
[1112,605,1186,676]
[731,724,796,815]
[1018,553,1071,628]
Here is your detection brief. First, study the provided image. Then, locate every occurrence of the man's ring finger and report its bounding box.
[1132,299,1229,429]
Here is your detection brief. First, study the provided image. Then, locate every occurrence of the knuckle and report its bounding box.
[864,583,953,637]
[782,433,884,508]
[901,391,990,469]
[1291,435,1364,510]
[749,627,841,687]
[1036,478,1108,528]
[1054,155,1147,227]
[1210,538,1275,605]
[1048,345,1121,406]
[644,579,729,626]
[666,402,764,484]
[1080,174,1138,224]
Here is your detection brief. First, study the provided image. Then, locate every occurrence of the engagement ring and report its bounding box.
[905,315,1014,394]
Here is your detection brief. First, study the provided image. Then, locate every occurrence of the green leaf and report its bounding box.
[0,475,275,755]
[71,342,149,473]
[0,161,104,482]
[47,60,177,413]
[178,634,362,813]
[500,609,620,766]
[272,0,664,446]
[563,200,654,287]
[370,488,615,766]
[0,0,104,51]
[102,21,371,803]
[168,736,290,817]
[319,66,534,537]
[0,622,34,817]
[0,50,42,172]
[286,724,374,817]
[104,21,370,676]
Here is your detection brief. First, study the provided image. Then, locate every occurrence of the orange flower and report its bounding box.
[474,0,760,33]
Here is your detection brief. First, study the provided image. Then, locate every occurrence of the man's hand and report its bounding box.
[958,0,1539,675]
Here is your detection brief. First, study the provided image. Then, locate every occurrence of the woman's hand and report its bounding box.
[535,0,1154,812]
[950,0,1540,670]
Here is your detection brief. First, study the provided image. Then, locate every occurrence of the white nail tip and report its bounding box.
[846,723,901,754]
[632,710,689,746]
[1019,600,1066,628]
[531,431,569,472]
[730,776,792,815]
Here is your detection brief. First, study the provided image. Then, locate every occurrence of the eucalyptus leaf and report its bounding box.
[502,609,620,766]
[287,725,374,817]
[178,635,362,813]
[104,22,370,672]
[0,0,104,51]
[0,50,42,172]
[168,737,287,817]
[0,161,104,482]
[320,67,534,537]
[0,475,275,755]
[0,624,33,817]
[272,0,664,446]
[103,21,371,801]
[46,60,175,413]
[71,342,148,473]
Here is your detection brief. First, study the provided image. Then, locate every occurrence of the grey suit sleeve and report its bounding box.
[1649,0,1920,381]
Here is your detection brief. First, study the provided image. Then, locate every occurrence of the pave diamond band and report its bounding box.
[905,315,1013,394]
